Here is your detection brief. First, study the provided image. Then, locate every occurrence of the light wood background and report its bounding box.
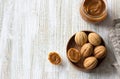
[0,0,120,79]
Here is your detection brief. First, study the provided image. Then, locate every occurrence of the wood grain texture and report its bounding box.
[0,0,119,79]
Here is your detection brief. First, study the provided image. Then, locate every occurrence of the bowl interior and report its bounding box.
[66,31,106,71]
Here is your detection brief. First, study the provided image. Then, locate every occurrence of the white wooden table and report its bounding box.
[0,0,120,79]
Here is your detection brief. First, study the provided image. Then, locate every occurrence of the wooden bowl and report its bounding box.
[66,31,106,72]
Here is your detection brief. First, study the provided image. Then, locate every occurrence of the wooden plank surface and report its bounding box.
[0,0,120,79]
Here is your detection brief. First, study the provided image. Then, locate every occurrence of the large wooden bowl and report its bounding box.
[66,31,106,72]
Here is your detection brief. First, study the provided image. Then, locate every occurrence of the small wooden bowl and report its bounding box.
[66,31,106,72]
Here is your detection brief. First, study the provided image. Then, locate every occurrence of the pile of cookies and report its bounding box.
[67,31,107,70]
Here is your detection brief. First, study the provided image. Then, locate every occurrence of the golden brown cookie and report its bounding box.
[68,48,81,63]
[83,57,98,70]
[88,33,101,46]
[80,43,93,57]
[94,45,106,59]
[48,52,62,65]
[75,31,88,46]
